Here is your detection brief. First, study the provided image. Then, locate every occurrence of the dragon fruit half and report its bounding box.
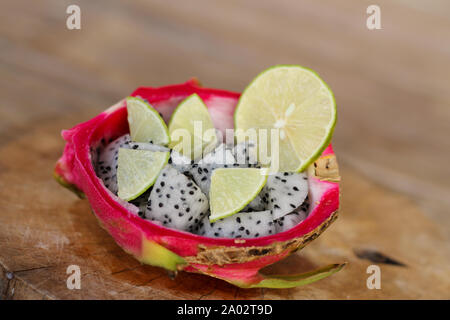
[54,79,343,288]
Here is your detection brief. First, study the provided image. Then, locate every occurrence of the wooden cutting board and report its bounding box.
[0,116,448,299]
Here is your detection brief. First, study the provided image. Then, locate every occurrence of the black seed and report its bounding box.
[132,145,138,149]
[201,177,207,181]
[166,194,170,198]
[236,217,241,223]
[239,226,245,231]
[178,212,184,217]
[274,204,280,209]
[160,181,165,187]
[256,220,261,225]
[245,229,250,235]
[187,182,193,187]
[188,216,193,221]
[255,233,259,237]
[181,190,185,194]
[290,204,296,208]
[198,168,203,174]
[156,188,161,193]
[284,172,289,176]
[189,190,194,195]
[186,208,190,213]
[214,233,219,237]
[293,186,299,191]
[174,204,179,209]
[159,203,163,207]
[281,179,287,183]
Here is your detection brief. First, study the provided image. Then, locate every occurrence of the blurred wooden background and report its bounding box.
[0,0,449,299]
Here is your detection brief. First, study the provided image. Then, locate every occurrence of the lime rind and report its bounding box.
[234,65,336,173]
[117,149,170,201]
[126,96,170,146]
[209,168,268,222]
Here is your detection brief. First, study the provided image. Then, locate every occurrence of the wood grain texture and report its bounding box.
[0,0,449,299]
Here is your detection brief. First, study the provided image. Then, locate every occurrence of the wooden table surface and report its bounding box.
[1,0,449,299]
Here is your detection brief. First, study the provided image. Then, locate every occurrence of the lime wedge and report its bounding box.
[234,65,336,172]
[168,93,217,160]
[117,148,169,201]
[209,168,267,222]
[126,97,170,145]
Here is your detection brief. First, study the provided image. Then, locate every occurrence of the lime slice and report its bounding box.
[126,97,170,145]
[168,93,217,160]
[234,65,336,172]
[117,148,169,201]
[209,168,267,222]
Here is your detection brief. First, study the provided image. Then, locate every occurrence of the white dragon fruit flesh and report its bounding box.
[145,165,209,233]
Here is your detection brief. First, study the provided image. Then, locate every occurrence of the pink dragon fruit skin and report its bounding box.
[54,79,344,288]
